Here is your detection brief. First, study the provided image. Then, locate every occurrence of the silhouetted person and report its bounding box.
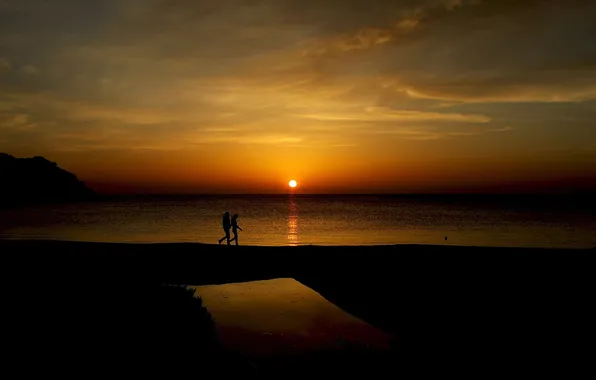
[229,214,243,246]
[218,212,231,245]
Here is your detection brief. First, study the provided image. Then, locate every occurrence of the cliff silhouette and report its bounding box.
[0,153,97,205]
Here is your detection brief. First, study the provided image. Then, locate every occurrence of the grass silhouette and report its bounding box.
[3,281,252,376]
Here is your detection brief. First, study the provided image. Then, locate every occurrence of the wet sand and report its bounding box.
[1,240,595,375]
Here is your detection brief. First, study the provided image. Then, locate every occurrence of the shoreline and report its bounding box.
[2,239,593,287]
[2,237,594,249]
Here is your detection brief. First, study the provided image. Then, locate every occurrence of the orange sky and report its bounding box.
[1,0,596,194]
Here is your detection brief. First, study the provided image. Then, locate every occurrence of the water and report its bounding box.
[192,279,391,356]
[1,195,595,248]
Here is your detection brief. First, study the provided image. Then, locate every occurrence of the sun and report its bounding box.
[289,180,297,188]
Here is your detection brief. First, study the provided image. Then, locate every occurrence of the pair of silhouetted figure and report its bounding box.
[218,212,242,246]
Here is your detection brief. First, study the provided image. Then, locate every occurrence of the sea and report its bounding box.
[1,195,595,248]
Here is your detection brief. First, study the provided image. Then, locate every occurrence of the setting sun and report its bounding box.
[289,180,297,188]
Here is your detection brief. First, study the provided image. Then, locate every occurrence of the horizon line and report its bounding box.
[95,192,596,197]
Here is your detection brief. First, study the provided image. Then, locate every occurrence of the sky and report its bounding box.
[1,0,596,194]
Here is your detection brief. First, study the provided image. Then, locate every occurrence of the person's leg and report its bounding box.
[233,231,238,246]
[226,229,231,245]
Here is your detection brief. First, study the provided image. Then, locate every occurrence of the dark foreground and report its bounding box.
[1,240,595,376]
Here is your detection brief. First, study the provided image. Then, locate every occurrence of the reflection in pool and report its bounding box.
[193,278,391,357]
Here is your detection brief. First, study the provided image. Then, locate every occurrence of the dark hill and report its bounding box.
[0,153,97,205]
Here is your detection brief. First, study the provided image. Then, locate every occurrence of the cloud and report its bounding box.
[202,127,241,133]
[489,126,514,133]
[238,135,303,145]
[0,112,30,129]
[363,123,513,141]
[2,91,206,126]
[297,107,490,123]
[0,58,10,72]
[19,65,39,77]
[297,0,484,57]
[57,102,180,125]
[281,0,596,104]
[400,69,596,103]
[49,128,306,152]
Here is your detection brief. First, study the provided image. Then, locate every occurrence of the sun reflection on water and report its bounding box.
[287,196,299,246]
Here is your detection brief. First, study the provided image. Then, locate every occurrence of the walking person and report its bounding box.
[229,213,243,246]
[218,212,231,245]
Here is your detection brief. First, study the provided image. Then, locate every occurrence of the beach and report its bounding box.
[2,240,594,375]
